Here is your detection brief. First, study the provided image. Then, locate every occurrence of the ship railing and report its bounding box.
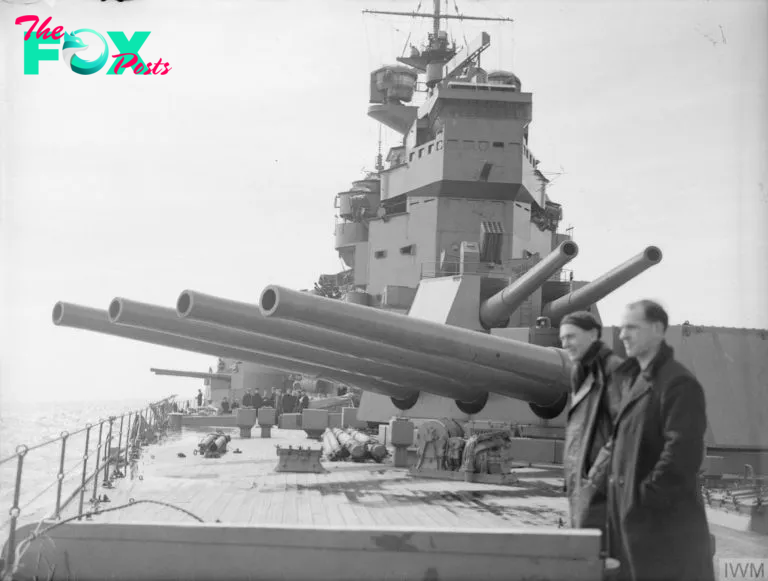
[0,395,177,578]
[420,260,573,283]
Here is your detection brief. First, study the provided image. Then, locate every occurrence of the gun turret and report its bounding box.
[177,290,559,412]
[258,284,572,417]
[479,240,579,329]
[541,246,663,325]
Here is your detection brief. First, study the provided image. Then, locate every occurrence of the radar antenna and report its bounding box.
[362,0,513,32]
[363,1,513,86]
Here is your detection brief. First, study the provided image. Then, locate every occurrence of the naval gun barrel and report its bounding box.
[111,297,477,402]
[52,302,414,400]
[177,290,561,408]
[479,240,579,328]
[259,285,572,409]
[541,246,663,325]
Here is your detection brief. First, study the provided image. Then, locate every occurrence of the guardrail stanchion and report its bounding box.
[53,431,69,519]
[4,445,28,576]
[0,400,167,577]
[103,417,114,485]
[116,414,125,476]
[78,424,92,520]
[91,421,104,503]
[125,412,133,467]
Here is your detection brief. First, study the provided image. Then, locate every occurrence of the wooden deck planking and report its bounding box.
[13,424,762,571]
[90,427,578,531]
[294,473,314,527]
[306,473,330,527]
[218,488,253,524]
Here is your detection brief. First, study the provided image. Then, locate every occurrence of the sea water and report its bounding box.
[0,397,157,537]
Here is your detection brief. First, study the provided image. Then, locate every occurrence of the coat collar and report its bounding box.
[571,341,613,392]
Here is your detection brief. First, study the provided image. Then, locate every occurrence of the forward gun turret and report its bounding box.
[479,240,579,329]
[542,246,663,326]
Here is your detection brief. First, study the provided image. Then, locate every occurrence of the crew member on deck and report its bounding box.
[608,300,714,581]
[559,311,623,545]
[242,389,253,408]
[299,391,310,413]
[253,389,264,410]
[196,389,203,407]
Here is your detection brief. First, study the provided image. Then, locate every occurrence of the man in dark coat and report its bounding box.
[608,300,714,581]
[253,389,264,410]
[274,389,284,417]
[559,311,623,543]
[242,389,253,408]
[299,392,310,412]
[282,390,296,414]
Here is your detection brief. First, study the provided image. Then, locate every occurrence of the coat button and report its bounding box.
[618,477,625,487]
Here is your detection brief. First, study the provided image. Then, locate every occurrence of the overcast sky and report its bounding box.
[0,0,766,406]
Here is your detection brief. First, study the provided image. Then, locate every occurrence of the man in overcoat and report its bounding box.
[560,312,623,540]
[608,300,714,581]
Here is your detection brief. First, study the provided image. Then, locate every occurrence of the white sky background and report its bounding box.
[0,0,765,405]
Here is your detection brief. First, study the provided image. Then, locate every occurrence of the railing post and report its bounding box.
[3,445,27,576]
[91,421,104,502]
[103,417,114,485]
[124,412,133,467]
[78,424,92,519]
[53,431,69,519]
[116,414,125,475]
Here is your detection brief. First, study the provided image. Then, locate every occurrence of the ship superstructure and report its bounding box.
[335,6,561,317]
[327,4,588,425]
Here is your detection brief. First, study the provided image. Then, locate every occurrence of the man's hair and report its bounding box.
[628,299,669,331]
[560,311,602,339]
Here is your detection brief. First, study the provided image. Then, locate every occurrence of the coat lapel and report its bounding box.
[614,373,653,428]
[570,373,596,411]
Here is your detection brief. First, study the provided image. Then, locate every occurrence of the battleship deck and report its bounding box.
[84,427,568,529]
[76,426,766,560]
[7,425,767,581]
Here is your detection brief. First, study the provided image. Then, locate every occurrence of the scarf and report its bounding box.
[572,340,612,392]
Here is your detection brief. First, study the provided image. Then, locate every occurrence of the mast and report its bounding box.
[361,8,513,24]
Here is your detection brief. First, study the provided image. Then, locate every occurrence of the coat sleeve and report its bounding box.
[640,375,707,509]
[586,440,612,494]
[585,356,624,492]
